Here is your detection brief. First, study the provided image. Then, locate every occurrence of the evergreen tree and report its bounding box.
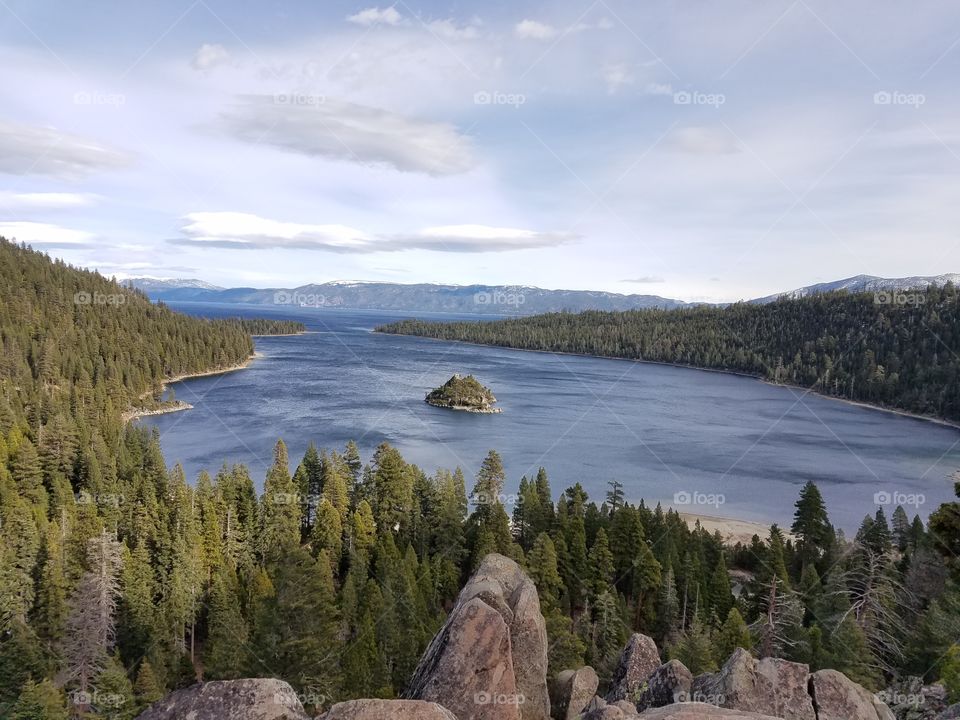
[715,607,752,661]
[259,440,301,563]
[10,679,68,720]
[791,481,832,568]
[204,565,249,680]
[133,660,164,713]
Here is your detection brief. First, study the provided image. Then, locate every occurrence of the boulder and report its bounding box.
[636,704,783,719]
[406,554,549,720]
[320,699,458,719]
[635,660,693,712]
[606,634,662,703]
[880,677,948,720]
[692,648,815,720]
[583,706,624,720]
[612,700,639,716]
[811,669,896,720]
[135,678,309,720]
[941,704,960,719]
[405,596,520,720]
[549,667,598,720]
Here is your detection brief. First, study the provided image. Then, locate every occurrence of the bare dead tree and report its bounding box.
[58,529,123,693]
[751,576,805,658]
[830,542,911,675]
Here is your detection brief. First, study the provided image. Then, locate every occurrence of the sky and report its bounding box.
[1,0,959,302]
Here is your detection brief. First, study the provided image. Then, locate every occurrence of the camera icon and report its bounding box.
[273,93,290,105]
[474,291,492,305]
[273,290,292,305]
[673,490,692,505]
[873,291,891,305]
[673,91,692,105]
[873,91,892,105]
[873,490,892,505]
[74,291,92,305]
[474,91,492,105]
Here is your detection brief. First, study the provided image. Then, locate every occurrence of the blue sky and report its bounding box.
[1,0,959,301]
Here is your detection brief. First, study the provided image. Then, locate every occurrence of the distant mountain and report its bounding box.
[752,273,960,303]
[127,279,691,315]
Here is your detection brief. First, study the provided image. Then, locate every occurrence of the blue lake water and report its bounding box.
[141,302,960,532]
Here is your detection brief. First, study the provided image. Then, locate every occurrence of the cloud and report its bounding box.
[347,7,405,26]
[515,20,558,40]
[0,221,96,247]
[645,82,674,96]
[602,63,634,95]
[218,95,474,176]
[0,121,131,178]
[622,276,665,284]
[668,126,740,155]
[191,43,231,71]
[426,19,481,40]
[0,192,100,210]
[173,212,575,253]
[387,224,576,252]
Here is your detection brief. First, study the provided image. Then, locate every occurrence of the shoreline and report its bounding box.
[679,511,791,545]
[125,352,258,423]
[376,331,960,431]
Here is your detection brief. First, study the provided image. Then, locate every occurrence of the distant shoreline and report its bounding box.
[376,331,960,431]
[124,352,258,423]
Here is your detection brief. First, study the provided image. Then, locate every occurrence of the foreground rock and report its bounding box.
[811,670,896,720]
[406,553,549,720]
[635,660,694,712]
[320,699,458,719]
[636,705,783,719]
[135,678,308,720]
[550,667,598,720]
[606,634,662,704]
[880,677,948,720]
[692,649,815,720]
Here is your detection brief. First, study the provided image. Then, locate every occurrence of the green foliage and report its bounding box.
[10,679,68,720]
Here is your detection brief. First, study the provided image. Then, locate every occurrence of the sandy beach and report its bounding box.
[679,511,790,545]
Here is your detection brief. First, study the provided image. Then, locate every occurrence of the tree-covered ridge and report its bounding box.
[378,286,960,421]
[229,318,306,336]
[425,374,499,412]
[0,238,254,442]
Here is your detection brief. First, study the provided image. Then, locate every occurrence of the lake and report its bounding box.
[141,302,960,532]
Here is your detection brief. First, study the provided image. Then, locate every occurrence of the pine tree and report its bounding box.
[10,679,68,720]
[204,565,249,680]
[92,655,135,720]
[707,554,733,620]
[715,607,752,661]
[671,615,716,674]
[791,481,832,567]
[259,440,302,563]
[588,528,615,600]
[133,660,164,713]
[311,499,343,575]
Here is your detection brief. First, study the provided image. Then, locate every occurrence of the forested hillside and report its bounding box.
[2,240,960,718]
[378,287,960,422]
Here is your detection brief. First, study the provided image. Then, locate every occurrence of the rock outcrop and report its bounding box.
[405,553,550,720]
[810,670,896,720]
[692,649,815,720]
[135,678,309,720]
[636,705,784,719]
[550,667,598,720]
[606,634,662,704]
[320,699,459,719]
[880,677,948,720]
[635,660,694,712]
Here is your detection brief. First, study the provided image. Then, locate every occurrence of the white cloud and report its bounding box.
[515,20,558,40]
[645,82,674,96]
[347,7,405,26]
[191,43,231,71]
[622,276,665,284]
[218,95,475,176]
[427,19,481,40]
[173,212,575,253]
[668,126,740,155]
[602,63,634,95]
[0,221,95,246]
[0,192,100,210]
[0,121,131,178]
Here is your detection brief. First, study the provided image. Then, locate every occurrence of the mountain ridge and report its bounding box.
[127,273,960,315]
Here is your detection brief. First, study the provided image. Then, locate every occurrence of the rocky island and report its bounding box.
[425,374,501,413]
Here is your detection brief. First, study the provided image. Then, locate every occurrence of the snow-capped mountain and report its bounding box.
[751,274,960,304]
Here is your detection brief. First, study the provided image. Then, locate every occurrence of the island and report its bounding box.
[425,374,501,413]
